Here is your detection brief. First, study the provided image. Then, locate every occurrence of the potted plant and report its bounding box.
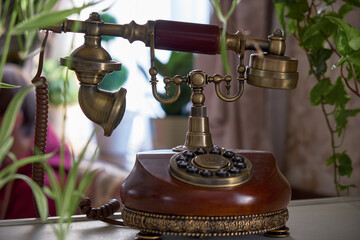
[273,0,360,196]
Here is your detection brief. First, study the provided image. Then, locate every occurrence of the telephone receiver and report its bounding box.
[45,12,298,238]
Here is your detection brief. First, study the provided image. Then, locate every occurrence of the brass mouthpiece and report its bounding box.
[78,85,126,137]
[60,12,126,136]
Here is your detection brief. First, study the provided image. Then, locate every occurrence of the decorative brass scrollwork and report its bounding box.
[148,32,187,104]
[148,31,247,106]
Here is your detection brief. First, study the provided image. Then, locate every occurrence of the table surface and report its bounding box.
[0,196,359,240]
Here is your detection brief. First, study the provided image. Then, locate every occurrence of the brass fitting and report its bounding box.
[246,29,298,90]
[60,12,126,136]
[268,29,286,56]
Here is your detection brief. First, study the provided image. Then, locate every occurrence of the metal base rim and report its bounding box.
[122,207,289,237]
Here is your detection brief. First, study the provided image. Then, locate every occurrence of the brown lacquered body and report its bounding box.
[121,149,291,216]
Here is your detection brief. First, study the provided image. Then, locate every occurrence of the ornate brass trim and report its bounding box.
[122,207,289,237]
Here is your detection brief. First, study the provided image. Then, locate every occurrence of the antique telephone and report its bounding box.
[41,12,298,239]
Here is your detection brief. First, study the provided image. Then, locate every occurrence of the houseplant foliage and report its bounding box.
[44,134,97,240]
[0,85,51,221]
[1,1,98,239]
[210,0,242,75]
[0,0,96,83]
[273,0,360,195]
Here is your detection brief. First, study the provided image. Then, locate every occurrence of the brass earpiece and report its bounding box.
[246,29,298,90]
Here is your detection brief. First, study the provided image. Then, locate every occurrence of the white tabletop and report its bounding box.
[0,196,359,240]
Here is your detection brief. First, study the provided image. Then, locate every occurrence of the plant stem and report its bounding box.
[296,16,345,196]
[340,63,360,97]
[349,61,359,95]
[321,102,340,196]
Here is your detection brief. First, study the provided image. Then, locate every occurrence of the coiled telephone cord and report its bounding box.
[79,198,124,226]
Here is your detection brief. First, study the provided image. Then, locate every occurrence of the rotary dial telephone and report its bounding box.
[41,12,298,239]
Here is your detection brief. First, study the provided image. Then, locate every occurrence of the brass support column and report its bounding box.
[183,70,213,149]
[184,106,213,149]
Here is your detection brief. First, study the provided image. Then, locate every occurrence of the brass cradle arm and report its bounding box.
[210,75,245,102]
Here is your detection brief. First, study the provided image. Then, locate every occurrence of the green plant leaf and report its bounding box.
[60,129,96,218]
[284,0,309,21]
[70,169,96,215]
[274,2,286,33]
[0,175,13,190]
[43,163,62,214]
[338,4,354,19]
[10,3,94,35]
[326,16,360,51]
[334,108,360,136]
[43,186,56,200]
[286,19,298,35]
[0,153,53,180]
[308,49,333,77]
[310,78,331,105]
[0,4,17,84]
[333,29,352,56]
[0,85,33,146]
[0,83,20,88]
[324,0,336,4]
[273,0,297,3]
[155,52,193,77]
[339,183,357,192]
[210,0,241,75]
[343,0,360,8]
[346,50,360,67]
[326,154,335,166]
[303,18,332,44]
[338,151,353,177]
[335,54,358,68]
[210,0,226,22]
[14,174,48,221]
[0,137,13,167]
[324,77,350,107]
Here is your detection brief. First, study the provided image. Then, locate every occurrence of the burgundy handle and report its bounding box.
[154,20,220,55]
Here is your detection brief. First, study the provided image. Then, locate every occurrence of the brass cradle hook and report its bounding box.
[148,32,186,104]
[208,36,246,102]
[149,31,246,105]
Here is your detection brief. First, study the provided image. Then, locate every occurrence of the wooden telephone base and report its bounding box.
[120,149,291,238]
